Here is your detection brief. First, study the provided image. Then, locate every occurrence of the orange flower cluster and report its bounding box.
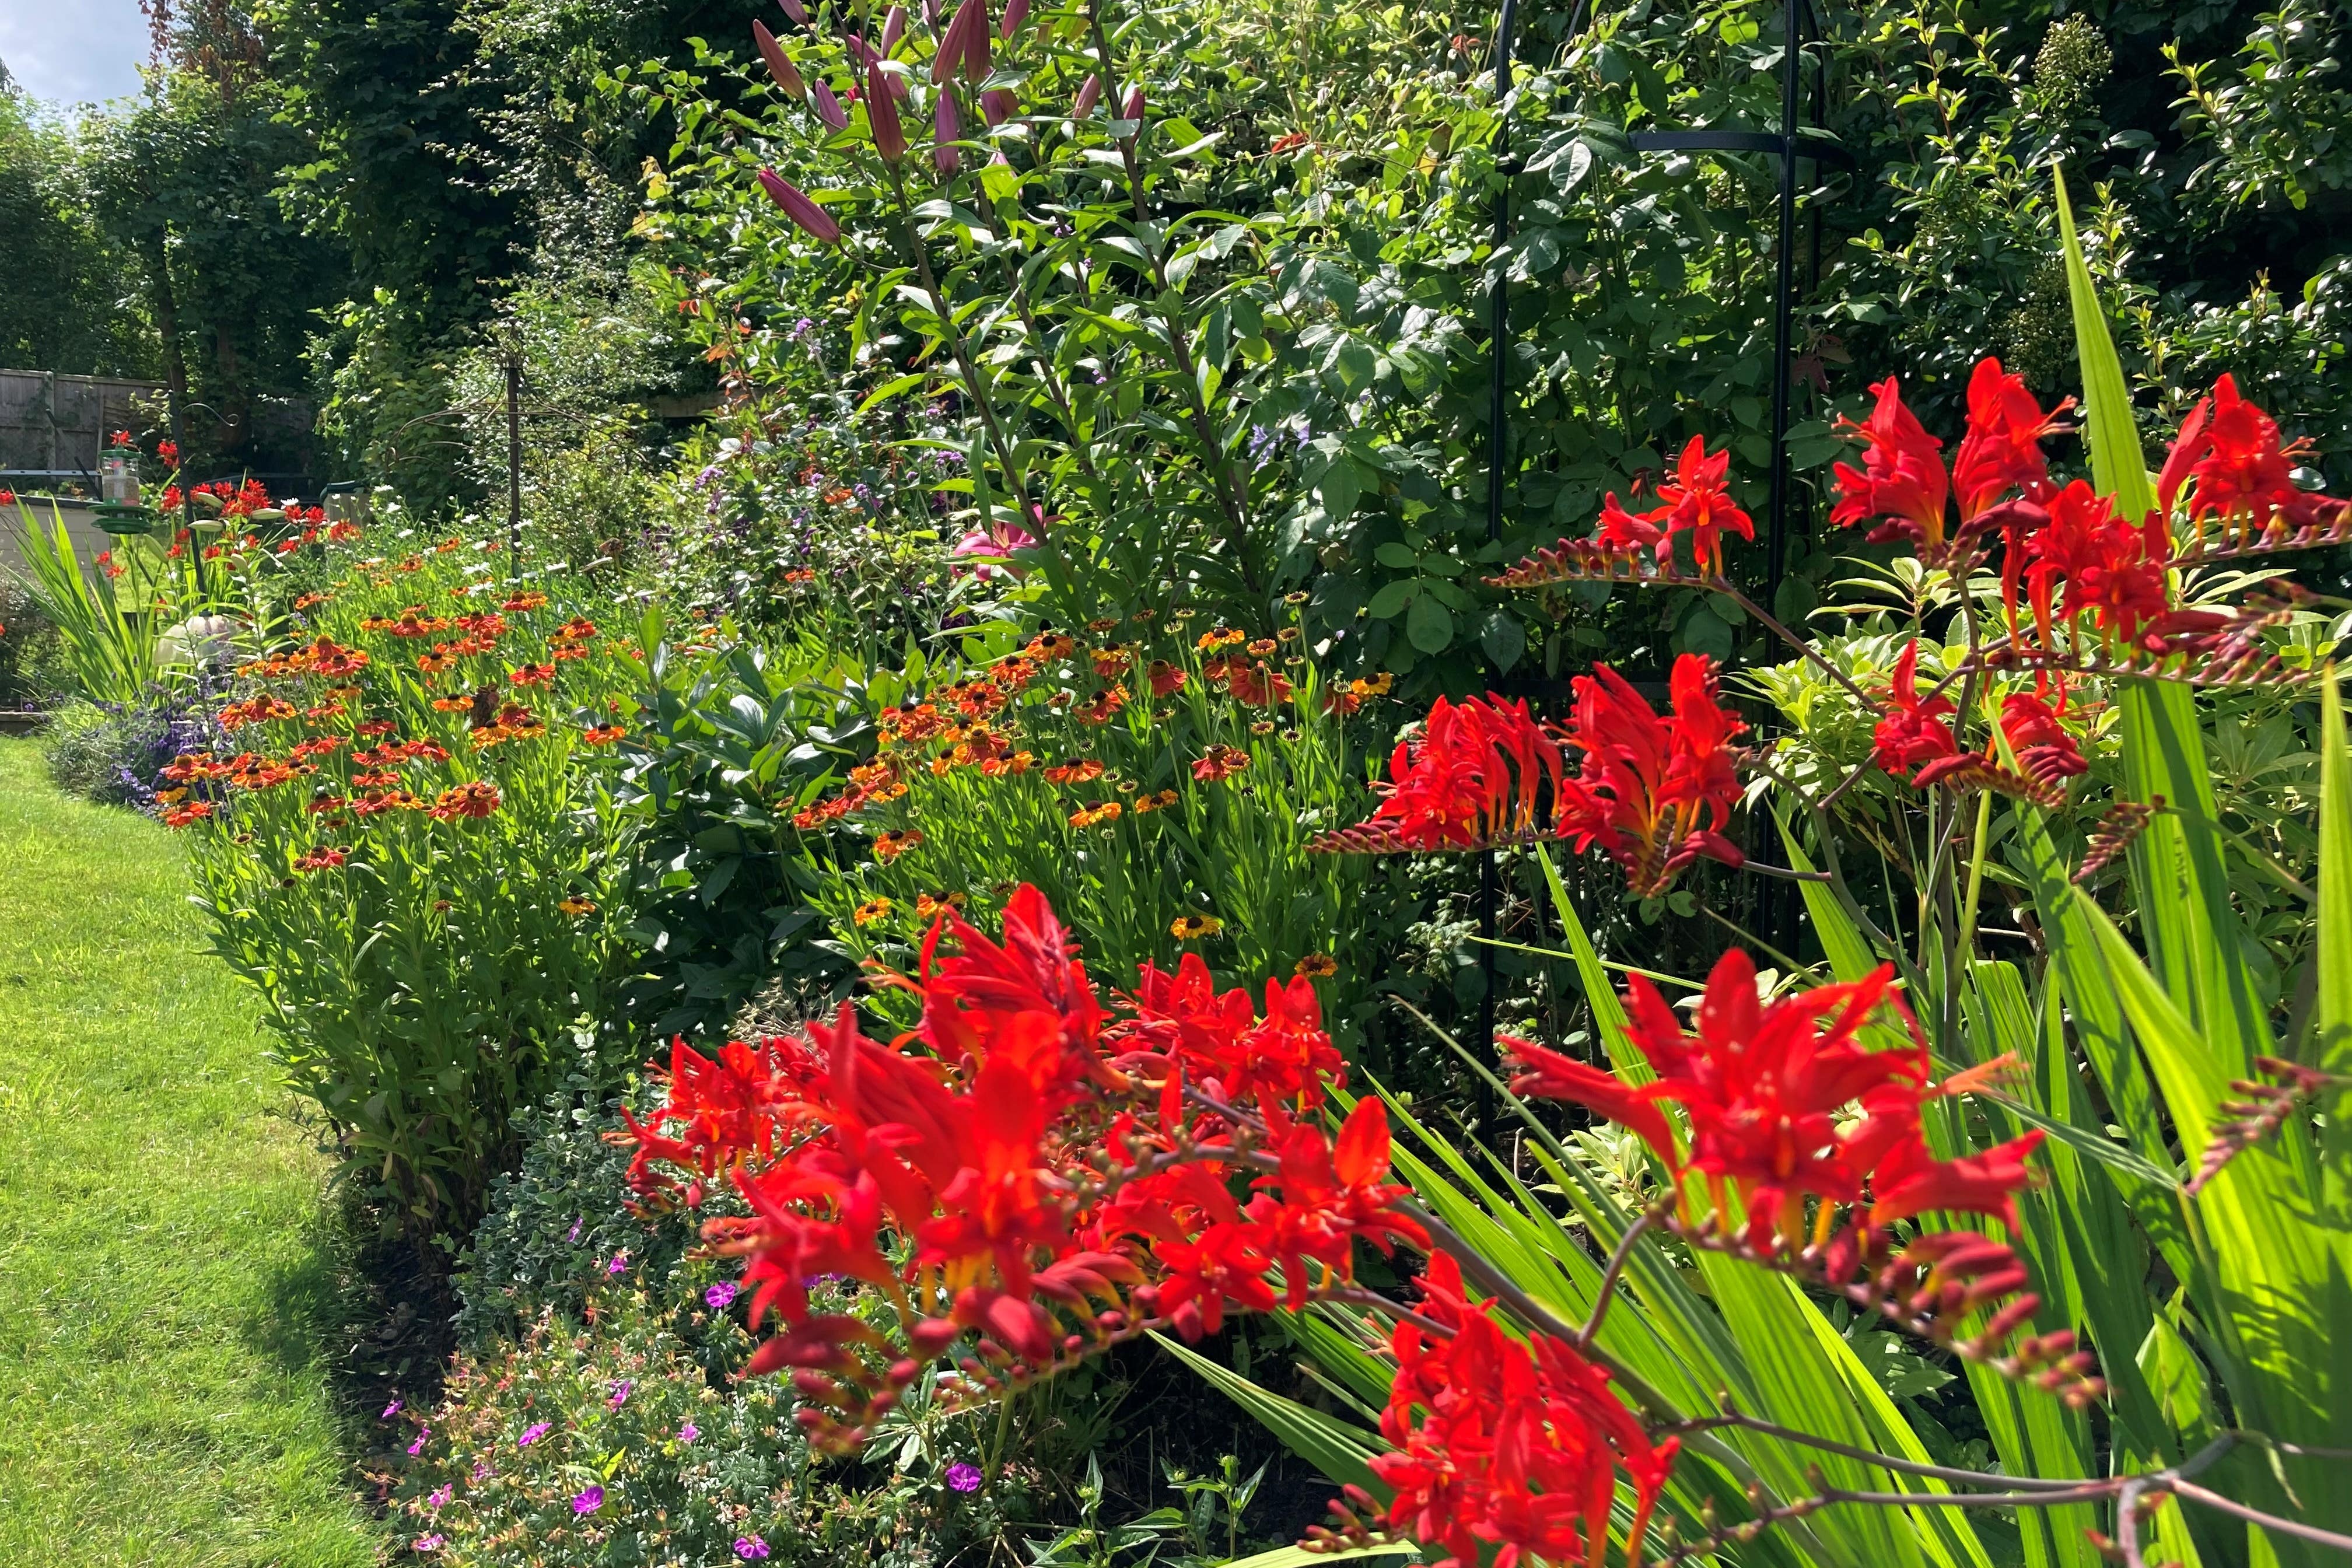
[429,781,503,820]
[469,704,547,748]
[246,637,370,681]
[218,695,297,731]
[360,606,453,638]
[550,618,598,661]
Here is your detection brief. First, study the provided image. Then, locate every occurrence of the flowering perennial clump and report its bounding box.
[620,884,2084,1566]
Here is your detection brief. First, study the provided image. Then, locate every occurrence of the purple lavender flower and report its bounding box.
[792,317,815,340]
[428,1483,452,1511]
[734,1536,772,1559]
[573,1485,604,1515]
[519,1421,551,1448]
[705,1280,739,1309]
[946,1462,984,1493]
[608,1380,633,1409]
[678,1422,700,1444]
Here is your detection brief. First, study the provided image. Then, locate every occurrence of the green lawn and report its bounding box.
[0,740,383,1566]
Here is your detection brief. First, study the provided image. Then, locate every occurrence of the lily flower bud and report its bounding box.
[757,168,844,244]
[1000,0,1028,40]
[933,91,960,173]
[752,20,804,97]
[882,4,907,52]
[867,62,907,162]
[1121,83,1144,121]
[982,88,1016,125]
[778,0,808,25]
[1072,72,1100,117]
[812,79,848,128]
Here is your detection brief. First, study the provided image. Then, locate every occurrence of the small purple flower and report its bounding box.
[472,1460,494,1482]
[606,1253,628,1278]
[608,1380,633,1409]
[791,317,815,340]
[573,1484,604,1515]
[945,1462,984,1493]
[734,1536,772,1560]
[407,1427,430,1457]
[382,1398,402,1419]
[705,1280,738,1310]
[566,1218,582,1244]
[519,1421,551,1448]
[428,1483,452,1511]
[678,1421,700,1444]
[415,1535,446,1553]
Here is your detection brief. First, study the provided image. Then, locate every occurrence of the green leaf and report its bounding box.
[1479,608,1526,671]
[1405,592,1453,653]
[1150,1334,1387,1496]
[1216,1546,1416,1568]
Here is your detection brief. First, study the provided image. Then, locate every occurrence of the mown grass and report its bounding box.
[0,739,383,1566]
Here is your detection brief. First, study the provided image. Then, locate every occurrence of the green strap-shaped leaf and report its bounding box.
[1150,1332,1387,1496]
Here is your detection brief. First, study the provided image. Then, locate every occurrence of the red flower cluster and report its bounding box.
[1373,1252,1679,1568]
[1503,950,2093,1402]
[1594,435,1755,576]
[621,884,1428,1448]
[1872,642,2086,802]
[1314,657,1744,897]
[1361,694,1564,850]
[1553,654,1745,897]
[2159,373,2346,549]
[1513,949,2042,1250]
[1832,358,2068,560]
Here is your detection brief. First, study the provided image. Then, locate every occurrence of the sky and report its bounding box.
[0,0,150,108]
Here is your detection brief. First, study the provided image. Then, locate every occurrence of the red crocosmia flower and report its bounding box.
[1590,435,1754,576]
[1552,654,1745,897]
[1366,693,1563,850]
[1948,356,2070,526]
[909,884,1109,1086]
[1116,953,1348,1112]
[1996,688,2087,787]
[1503,1036,1676,1160]
[2024,480,2172,649]
[1242,1100,1427,1308]
[2156,372,2345,547]
[1632,949,1927,1251]
[1522,948,1951,1255]
[1373,1251,1679,1568]
[1149,1223,1276,1339]
[620,1032,826,1191]
[1832,376,1950,550]
[1871,640,1959,780]
[1852,1114,2047,1232]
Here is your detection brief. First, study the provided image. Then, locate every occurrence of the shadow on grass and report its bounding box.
[240,1161,461,1509]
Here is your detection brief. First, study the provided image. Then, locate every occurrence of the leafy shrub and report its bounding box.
[0,578,65,708]
[40,684,226,810]
[395,1290,1036,1567]
[455,1091,706,1350]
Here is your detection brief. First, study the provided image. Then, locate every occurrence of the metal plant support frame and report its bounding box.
[1472,0,1850,1105]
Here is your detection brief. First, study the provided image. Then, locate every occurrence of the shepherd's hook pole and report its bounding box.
[1475,0,1519,1136]
[505,352,524,571]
